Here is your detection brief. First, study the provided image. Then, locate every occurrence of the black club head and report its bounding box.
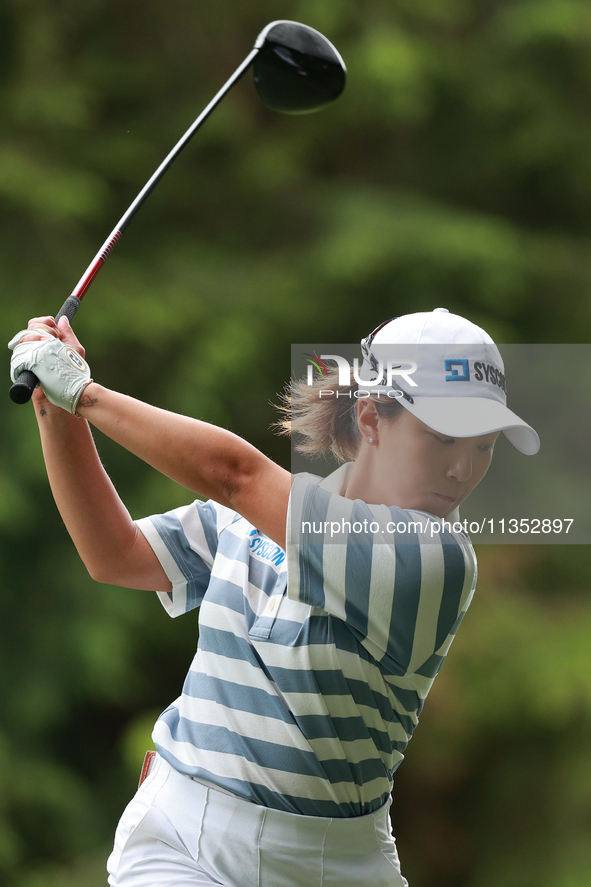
[253,21,346,114]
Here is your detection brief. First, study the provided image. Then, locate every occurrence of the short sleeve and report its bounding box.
[286,473,477,677]
[136,499,236,618]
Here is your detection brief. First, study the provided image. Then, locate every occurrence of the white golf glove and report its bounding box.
[8,329,92,414]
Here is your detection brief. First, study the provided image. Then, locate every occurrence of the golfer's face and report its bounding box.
[376,410,499,518]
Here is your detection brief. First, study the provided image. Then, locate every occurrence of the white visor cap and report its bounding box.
[359,308,540,455]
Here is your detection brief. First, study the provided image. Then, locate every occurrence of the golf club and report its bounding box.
[10,20,346,404]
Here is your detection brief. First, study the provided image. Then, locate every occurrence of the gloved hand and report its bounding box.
[9,329,92,415]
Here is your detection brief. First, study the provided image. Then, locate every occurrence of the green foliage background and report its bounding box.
[1,1,590,884]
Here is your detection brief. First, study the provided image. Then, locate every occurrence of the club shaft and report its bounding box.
[71,46,259,302]
[9,46,259,404]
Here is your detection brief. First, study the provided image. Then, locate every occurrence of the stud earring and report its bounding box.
[368,437,374,444]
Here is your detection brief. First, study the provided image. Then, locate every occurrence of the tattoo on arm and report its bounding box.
[40,409,48,417]
[77,394,98,410]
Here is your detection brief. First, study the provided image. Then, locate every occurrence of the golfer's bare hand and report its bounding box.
[21,316,85,358]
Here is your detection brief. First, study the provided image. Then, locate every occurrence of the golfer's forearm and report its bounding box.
[35,402,154,586]
[75,384,290,547]
[76,383,262,508]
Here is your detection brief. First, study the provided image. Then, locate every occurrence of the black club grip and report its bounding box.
[9,295,82,404]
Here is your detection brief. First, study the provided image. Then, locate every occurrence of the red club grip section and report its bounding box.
[73,257,103,300]
[72,230,122,301]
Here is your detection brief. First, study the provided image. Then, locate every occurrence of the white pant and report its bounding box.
[107,755,408,886]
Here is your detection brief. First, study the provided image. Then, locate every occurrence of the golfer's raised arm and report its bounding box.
[14,319,289,586]
[75,383,290,548]
[33,385,289,588]
[34,400,170,591]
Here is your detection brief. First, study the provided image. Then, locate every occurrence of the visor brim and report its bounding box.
[399,396,540,455]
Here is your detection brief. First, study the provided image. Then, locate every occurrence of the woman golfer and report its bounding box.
[9,308,538,886]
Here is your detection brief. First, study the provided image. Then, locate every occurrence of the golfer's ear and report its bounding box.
[356,399,379,443]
